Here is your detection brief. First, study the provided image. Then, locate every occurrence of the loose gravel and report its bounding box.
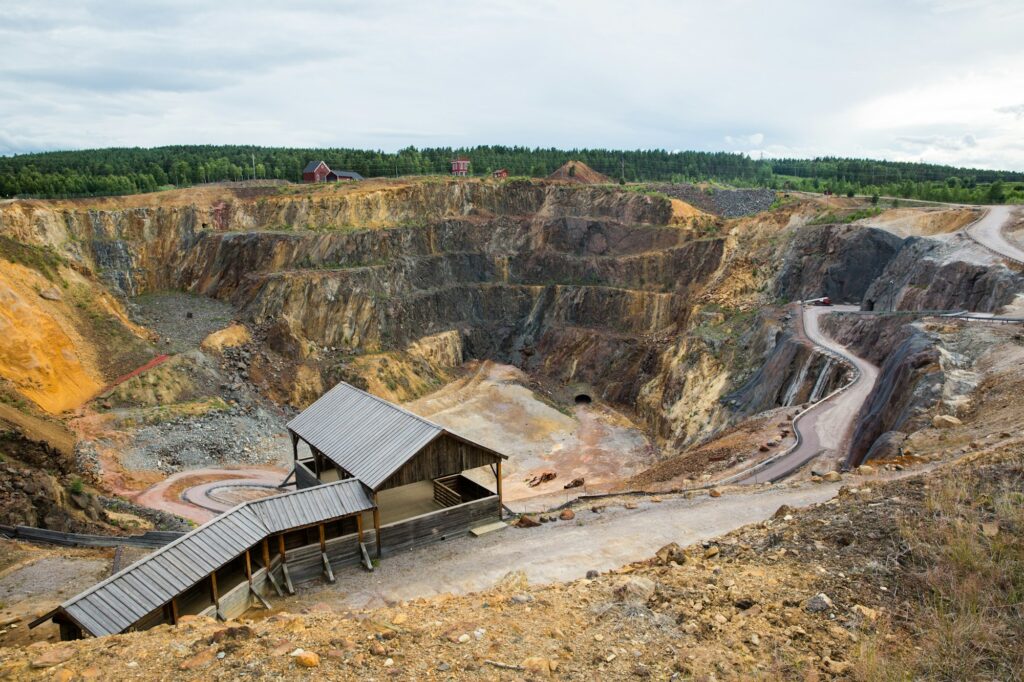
[120,404,294,475]
[650,183,777,218]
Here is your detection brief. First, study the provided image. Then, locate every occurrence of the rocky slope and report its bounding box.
[3,442,1020,680]
[3,180,1018,475]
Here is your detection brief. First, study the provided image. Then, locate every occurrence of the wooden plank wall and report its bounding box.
[377,495,498,557]
[0,525,183,549]
[294,461,321,489]
[379,435,500,491]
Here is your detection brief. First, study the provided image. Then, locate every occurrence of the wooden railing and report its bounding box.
[433,475,462,507]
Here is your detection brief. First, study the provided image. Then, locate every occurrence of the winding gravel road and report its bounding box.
[967,205,1024,264]
[736,305,879,484]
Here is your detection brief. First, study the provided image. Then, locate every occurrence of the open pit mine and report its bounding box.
[1,176,1022,680]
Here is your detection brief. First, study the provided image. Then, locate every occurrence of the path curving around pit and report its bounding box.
[132,465,291,524]
[729,304,879,484]
[965,205,1024,265]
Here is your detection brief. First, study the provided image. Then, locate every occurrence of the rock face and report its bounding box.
[863,236,1024,313]
[775,224,903,304]
[823,315,943,467]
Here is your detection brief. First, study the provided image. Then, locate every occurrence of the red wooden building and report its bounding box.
[302,161,330,183]
[450,157,470,176]
[492,168,508,179]
[303,161,364,183]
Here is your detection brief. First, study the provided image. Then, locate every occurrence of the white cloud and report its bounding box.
[0,0,1023,170]
[724,133,765,147]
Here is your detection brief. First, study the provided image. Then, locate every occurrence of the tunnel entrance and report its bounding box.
[574,393,593,405]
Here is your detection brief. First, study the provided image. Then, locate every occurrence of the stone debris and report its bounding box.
[527,471,557,487]
[804,593,834,613]
[932,414,963,428]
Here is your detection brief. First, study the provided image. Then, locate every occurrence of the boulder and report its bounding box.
[863,430,907,461]
[804,593,834,613]
[932,414,962,429]
[655,542,686,565]
[563,477,584,489]
[708,488,723,498]
[823,471,842,482]
[30,647,74,669]
[514,515,540,528]
[614,576,656,602]
[856,464,875,475]
[295,651,320,668]
[38,287,62,301]
[558,509,575,521]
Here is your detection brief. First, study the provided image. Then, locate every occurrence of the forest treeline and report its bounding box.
[2,145,1022,204]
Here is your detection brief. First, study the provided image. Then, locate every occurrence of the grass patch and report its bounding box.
[0,236,67,283]
[855,451,1024,680]
[809,207,884,225]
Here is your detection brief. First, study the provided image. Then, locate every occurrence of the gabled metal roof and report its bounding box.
[328,170,364,180]
[303,160,328,173]
[40,478,373,637]
[287,382,505,491]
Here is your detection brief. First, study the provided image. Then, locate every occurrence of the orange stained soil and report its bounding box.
[0,262,101,413]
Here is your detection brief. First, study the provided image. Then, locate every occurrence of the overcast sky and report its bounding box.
[2,0,1023,170]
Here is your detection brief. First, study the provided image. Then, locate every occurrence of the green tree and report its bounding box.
[986,180,1006,204]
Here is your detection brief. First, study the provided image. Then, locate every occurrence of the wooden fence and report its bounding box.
[0,525,183,549]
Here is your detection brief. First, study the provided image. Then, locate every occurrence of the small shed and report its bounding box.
[492,168,509,179]
[450,157,470,176]
[302,160,330,183]
[287,382,506,556]
[327,169,364,182]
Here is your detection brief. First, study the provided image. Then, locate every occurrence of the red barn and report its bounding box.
[450,157,470,176]
[492,168,508,179]
[302,160,330,183]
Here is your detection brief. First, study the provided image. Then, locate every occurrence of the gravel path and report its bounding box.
[285,480,848,610]
[736,305,879,483]
[967,205,1024,264]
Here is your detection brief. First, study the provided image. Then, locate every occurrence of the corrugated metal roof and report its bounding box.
[328,170,364,180]
[287,382,449,490]
[287,383,507,491]
[303,160,327,173]
[53,478,373,637]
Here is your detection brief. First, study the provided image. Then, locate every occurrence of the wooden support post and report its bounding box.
[373,494,382,559]
[210,571,220,615]
[278,534,286,561]
[245,549,253,585]
[356,513,364,545]
[496,460,503,520]
[171,597,179,625]
[318,523,326,553]
[262,538,271,569]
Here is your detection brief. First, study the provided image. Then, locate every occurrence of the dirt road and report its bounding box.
[967,205,1024,263]
[283,473,917,611]
[133,466,289,523]
[736,305,879,483]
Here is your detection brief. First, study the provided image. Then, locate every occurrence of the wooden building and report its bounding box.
[327,169,364,182]
[302,160,330,183]
[32,382,509,641]
[287,382,506,557]
[492,168,509,179]
[31,479,374,640]
[450,157,470,176]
